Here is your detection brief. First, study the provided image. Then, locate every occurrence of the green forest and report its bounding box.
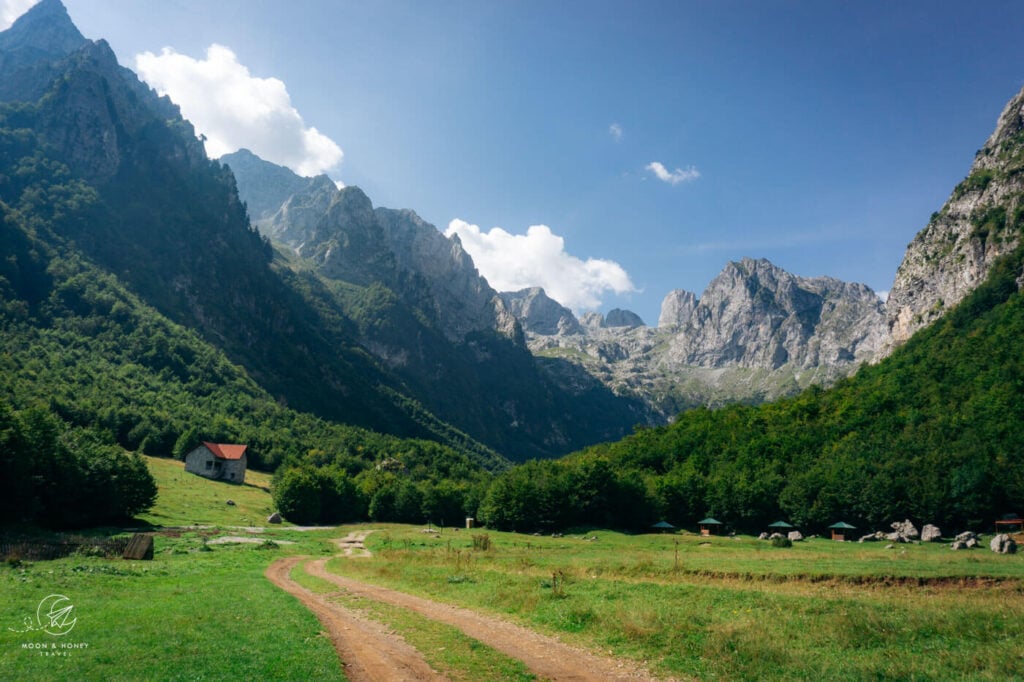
[475,243,1024,534]
[2,30,1023,535]
[5,123,1024,531]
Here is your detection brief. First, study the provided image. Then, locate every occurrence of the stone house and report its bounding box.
[184,442,247,484]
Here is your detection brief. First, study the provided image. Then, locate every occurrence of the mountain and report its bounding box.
[887,85,1024,345]
[0,1,513,464]
[515,258,886,418]
[478,239,1024,534]
[225,151,648,458]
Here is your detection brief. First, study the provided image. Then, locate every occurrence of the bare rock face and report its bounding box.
[232,155,520,345]
[499,288,583,336]
[887,85,1024,347]
[667,258,886,370]
[659,289,698,328]
[605,308,645,328]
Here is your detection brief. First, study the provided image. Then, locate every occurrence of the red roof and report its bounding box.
[203,442,247,460]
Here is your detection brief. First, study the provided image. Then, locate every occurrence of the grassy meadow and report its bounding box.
[2,454,1023,680]
[321,526,1024,681]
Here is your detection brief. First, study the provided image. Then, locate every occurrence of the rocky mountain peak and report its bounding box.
[230,150,522,344]
[604,308,645,328]
[658,289,698,328]
[499,288,583,336]
[886,84,1024,347]
[220,148,315,221]
[0,0,85,62]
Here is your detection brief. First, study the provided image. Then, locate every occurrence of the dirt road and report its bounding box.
[264,556,445,681]
[267,530,666,681]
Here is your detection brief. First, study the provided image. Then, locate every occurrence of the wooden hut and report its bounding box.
[994,517,1023,534]
[698,518,723,536]
[828,521,857,541]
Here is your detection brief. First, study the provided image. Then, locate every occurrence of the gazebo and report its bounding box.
[767,521,795,534]
[995,517,1023,534]
[651,521,676,534]
[828,521,857,541]
[698,517,723,536]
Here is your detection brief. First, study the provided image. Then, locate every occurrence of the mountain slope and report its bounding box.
[0,0,509,459]
[518,259,886,418]
[226,151,650,459]
[477,241,1024,533]
[888,84,1024,345]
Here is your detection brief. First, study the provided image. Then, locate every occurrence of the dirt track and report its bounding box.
[267,531,666,681]
[264,554,445,681]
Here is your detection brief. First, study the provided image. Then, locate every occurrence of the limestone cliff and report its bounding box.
[522,258,886,418]
[887,85,1024,346]
[231,154,521,344]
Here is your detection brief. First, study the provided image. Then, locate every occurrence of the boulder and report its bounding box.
[921,524,942,542]
[990,534,1018,554]
[267,512,282,524]
[950,540,968,551]
[858,532,883,543]
[966,537,979,548]
[955,531,979,543]
[787,530,804,542]
[769,532,785,540]
[890,519,919,541]
[226,499,236,506]
[758,532,769,540]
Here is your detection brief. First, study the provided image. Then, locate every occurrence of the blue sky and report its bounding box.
[8,1,1024,324]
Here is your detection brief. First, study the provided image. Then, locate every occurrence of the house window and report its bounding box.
[205,460,212,470]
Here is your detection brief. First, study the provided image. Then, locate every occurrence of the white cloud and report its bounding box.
[609,122,623,142]
[646,161,700,185]
[0,0,38,30]
[877,290,889,303]
[446,219,636,311]
[135,44,343,176]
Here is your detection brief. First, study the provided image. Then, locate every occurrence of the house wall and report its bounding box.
[223,455,246,484]
[184,445,215,478]
[184,446,247,484]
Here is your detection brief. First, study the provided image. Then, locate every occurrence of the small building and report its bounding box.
[651,520,677,534]
[698,517,723,536]
[828,521,857,541]
[995,516,1023,534]
[184,442,247,484]
[767,521,795,534]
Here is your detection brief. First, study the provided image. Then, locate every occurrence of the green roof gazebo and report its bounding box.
[651,521,676,533]
[698,517,723,536]
[828,522,857,541]
[767,521,795,535]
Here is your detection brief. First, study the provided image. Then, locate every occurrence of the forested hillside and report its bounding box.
[475,243,1024,533]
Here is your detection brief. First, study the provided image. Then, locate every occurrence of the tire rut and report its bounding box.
[265,555,446,681]
[269,530,670,681]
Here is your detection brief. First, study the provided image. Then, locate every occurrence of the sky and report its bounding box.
[6,1,1024,324]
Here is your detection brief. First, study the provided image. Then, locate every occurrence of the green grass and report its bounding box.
[136,455,280,528]
[0,531,343,681]
[5,455,1024,681]
[319,526,1024,681]
[290,559,536,681]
